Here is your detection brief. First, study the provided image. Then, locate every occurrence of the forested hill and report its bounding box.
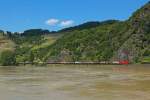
[58,20,119,32]
[45,1,150,63]
[0,2,150,65]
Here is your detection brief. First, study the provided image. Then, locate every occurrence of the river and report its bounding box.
[0,65,150,100]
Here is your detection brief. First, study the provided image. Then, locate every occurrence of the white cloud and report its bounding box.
[46,18,59,25]
[60,20,74,27]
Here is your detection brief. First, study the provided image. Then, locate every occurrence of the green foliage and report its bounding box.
[59,20,119,32]
[1,2,150,65]
[22,29,50,36]
[0,50,16,66]
[12,29,60,65]
[46,22,123,62]
[143,49,150,56]
[43,2,150,63]
[141,57,150,63]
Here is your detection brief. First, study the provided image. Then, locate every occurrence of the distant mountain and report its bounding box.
[21,29,52,36]
[58,20,119,32]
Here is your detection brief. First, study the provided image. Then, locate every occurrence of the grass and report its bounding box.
[31,34,60,50]
[141,56,150,64]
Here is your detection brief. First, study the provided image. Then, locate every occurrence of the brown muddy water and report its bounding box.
[0,64,150,100]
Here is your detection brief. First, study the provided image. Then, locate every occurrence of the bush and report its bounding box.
[143,49,150,56]
[0,50,16,66]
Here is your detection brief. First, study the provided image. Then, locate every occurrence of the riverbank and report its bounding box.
[18,61,150,66]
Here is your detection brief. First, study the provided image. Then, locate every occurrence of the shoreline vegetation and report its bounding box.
[0,2,150,66]
[17,61,150,65]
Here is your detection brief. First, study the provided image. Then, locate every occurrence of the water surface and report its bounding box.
[0,65,150,100]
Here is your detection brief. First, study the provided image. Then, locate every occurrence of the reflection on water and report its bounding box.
[0,65,150,100]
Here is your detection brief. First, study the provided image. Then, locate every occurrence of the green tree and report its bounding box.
[0,50,16,66]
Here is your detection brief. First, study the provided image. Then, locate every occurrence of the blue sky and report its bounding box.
[0,0,149,32]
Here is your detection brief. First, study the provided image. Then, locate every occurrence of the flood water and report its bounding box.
[0,65,150,100]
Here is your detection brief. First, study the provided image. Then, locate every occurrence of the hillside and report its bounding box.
[7,20,118,64]
[0,2,150,65]
[0,31,15,52]
[122,1,150,63]
[0,31,16,65]
[43,2,150,63]
[58,20,119,32]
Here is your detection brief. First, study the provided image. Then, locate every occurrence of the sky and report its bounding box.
[0,0,149,32]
